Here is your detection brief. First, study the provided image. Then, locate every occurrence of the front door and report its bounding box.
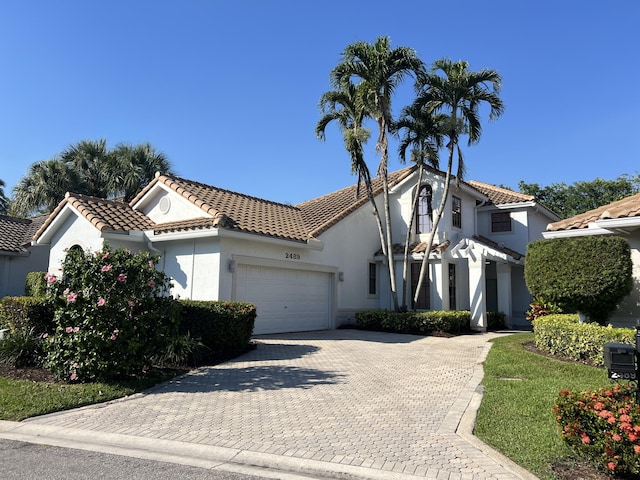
[411,263,430,310]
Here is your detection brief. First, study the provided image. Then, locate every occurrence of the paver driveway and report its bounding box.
[18,330,531,479]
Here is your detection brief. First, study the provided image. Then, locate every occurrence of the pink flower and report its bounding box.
[44,273,57,283]
[607,462,616,471]
[127,300,135,307]
[117,273,127,282]
[72,363,78,368]
[63,288,70,295]
[110,334,117,340]
[148,280,155,287]
[102,252,109,259]
[97,298,106,307]
[101,265,112,272]
[70,373,78,381]
[65,326,73,333]
[66,292,77,303]
[42,333,48,339]
[581,434,591,444]
[613,434,622,441]
[634,445,640,454]
[148,260,154,268]
[73,327,79,333]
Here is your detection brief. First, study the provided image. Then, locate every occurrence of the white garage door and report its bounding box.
[235,264,331,335]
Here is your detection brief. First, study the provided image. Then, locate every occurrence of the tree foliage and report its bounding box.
[10,139,172,217]
[0,179,8,214]
[525,236,633,324]
[518,174,640,219]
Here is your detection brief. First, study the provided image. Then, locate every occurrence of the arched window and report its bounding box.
[416,185,433,234]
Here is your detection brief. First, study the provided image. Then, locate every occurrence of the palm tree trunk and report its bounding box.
[413,145,454,306]
[401,163,423,310]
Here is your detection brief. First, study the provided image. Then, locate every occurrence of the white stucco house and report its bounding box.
[33,166,558,334]
[0,214,49,298]
[543,192,640,327]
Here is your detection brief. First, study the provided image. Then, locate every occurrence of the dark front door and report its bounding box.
[411,263,430,310]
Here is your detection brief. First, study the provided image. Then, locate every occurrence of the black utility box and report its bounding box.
[603,342,637,380]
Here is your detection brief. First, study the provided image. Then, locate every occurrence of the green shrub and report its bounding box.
[533,314,634,367]
[355,310,470,335]
[0,296,54,335]
[487,311,506,330]
[43,244,178,382]
[25,271,48,297]
[525,236,633,325]
[555,383,640,475]
[0,328,45,367]
[178,300,256,362]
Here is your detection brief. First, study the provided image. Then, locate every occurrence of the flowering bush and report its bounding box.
[555,383,640,474]
[44,244,177,382]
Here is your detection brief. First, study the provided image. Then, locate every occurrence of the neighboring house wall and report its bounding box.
[0,246,50,297]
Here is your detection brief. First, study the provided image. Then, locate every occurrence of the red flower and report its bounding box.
[634,445,640,454]
[607,462,616,471]
[581,434,591,444]
[613,434,622,442]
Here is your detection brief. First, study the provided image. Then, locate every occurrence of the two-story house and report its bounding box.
[33,166,558,333]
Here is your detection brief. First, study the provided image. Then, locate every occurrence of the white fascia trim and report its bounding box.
[477,201,536,211]
[148,227,324,250]
[101,230,148,243]
[594,217,640,231]
[450,237,523,265]
[130,182,174,211]
[542,227,615,239]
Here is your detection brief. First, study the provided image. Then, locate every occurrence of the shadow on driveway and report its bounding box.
[158,365,346,393]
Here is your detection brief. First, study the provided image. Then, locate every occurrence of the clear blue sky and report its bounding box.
[1,1,638,206]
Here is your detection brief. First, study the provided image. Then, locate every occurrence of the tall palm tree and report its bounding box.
[110,143,173,201]
[11,159,82,216]
[392,103,445,309]
[59,139,112,198]
[0,179,8,214]
[411,59,504,306]
[316,82,391,275]
[330,36,425,311]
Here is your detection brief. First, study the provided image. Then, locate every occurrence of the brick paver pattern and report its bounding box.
[28,330,519,479]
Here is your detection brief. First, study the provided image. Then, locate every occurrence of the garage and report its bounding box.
[234,264,332,335]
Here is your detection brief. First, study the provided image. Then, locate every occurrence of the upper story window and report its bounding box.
[452,196,462,228]
[416,185,433,234]
[491,211,512,232]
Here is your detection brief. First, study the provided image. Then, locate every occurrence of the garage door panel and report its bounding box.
[236,265,330,335]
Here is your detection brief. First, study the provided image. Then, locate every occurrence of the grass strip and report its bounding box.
[475,333,610,479]
[0,369,183,421]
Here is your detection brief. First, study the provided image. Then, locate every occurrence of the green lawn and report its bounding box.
[0,369,183,421]
[475,333,611,479]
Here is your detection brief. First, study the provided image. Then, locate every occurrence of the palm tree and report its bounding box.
[0,179,8,214]
[411,59,504,306]
[59,139,112,198]
[11,159,82,216]
[110,143,173,201]
[392,103,445,309]
[330,36,425,311]
[316,82,390,254]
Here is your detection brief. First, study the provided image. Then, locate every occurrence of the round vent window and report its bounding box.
[158,197,171,214]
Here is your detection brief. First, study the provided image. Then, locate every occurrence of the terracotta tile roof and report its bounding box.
[547,192,640,231]
[0,215,45,254]
[377,239,451,256]
[152,175,311,241]
[467,180,534,205]
[472,235,523,260]
[153,216,229,234]
[297,166,417,237]
[34,193,154,240]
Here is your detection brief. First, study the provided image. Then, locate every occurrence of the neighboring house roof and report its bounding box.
[547,192,640,232]
[0,214,47,255]
[467,180,534,205]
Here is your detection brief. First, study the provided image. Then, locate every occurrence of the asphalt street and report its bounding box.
[0,439,319,480]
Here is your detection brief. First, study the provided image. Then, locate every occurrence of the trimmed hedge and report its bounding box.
[525,236,633,324]
[533,314,634,367]
[355,310,471,335]
[0,296,54,335]
[25,271,47,298]
[178,300,256,360]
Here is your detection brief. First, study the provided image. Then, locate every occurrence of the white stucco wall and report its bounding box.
[140,188,210,224]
